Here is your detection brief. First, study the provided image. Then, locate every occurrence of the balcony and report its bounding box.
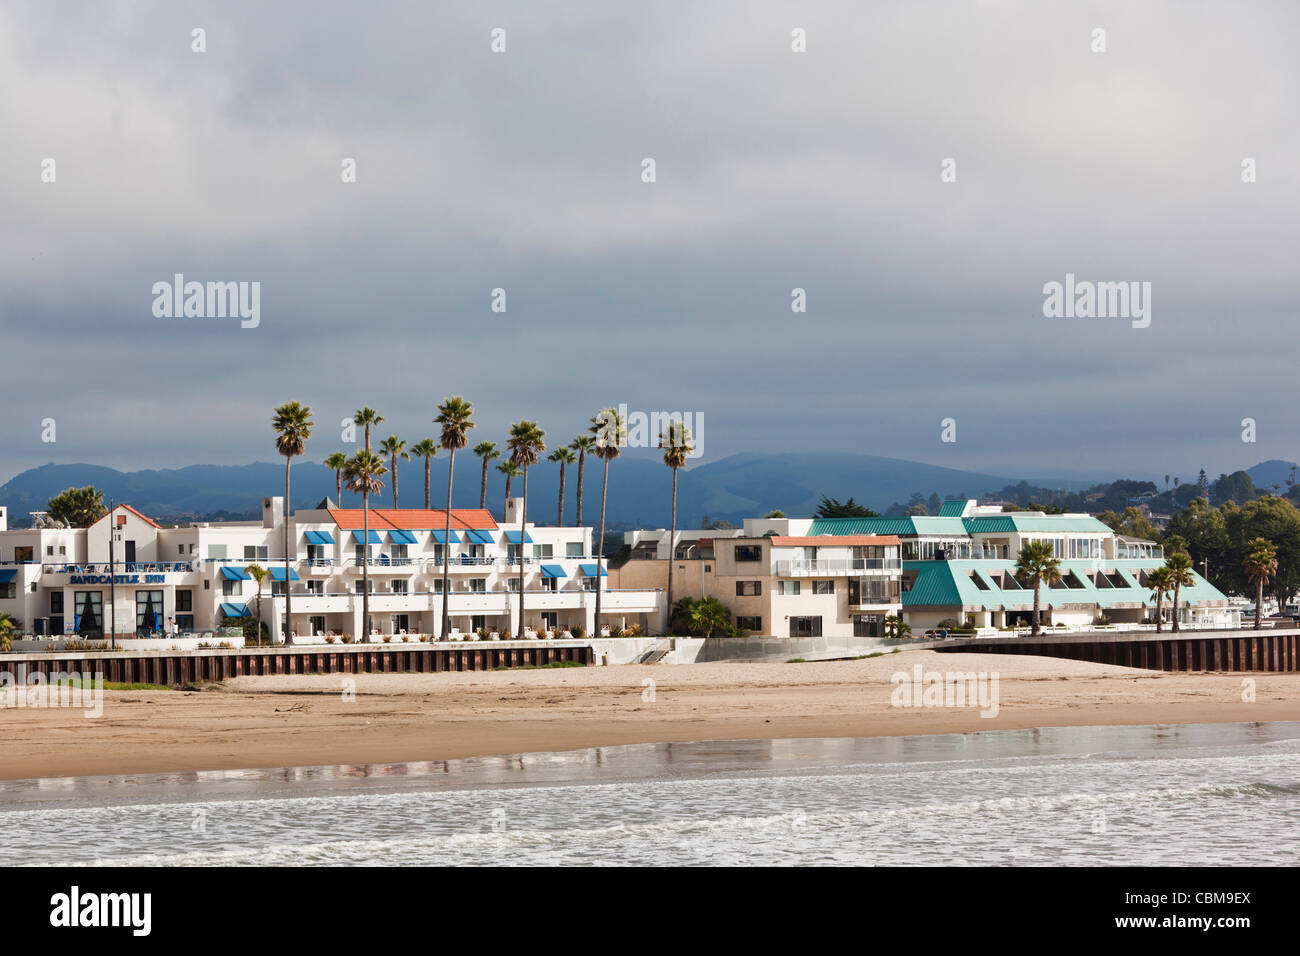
[773,559,902,576]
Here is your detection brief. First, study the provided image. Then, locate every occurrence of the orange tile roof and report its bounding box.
[90,504,161,529]
[327,508,497,531]
[770,535,899,547]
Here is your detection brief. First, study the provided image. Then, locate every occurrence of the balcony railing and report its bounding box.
[773,559,902,576]
[44,561,198,574]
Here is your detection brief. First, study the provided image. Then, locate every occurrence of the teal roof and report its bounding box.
[963,514,1112,534]
[808,516,968,536]
[938,499,969,517]
[902,559,1228,611]
[810,513,1112,537]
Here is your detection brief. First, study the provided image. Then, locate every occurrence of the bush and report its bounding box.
[570,624,585,639]
[341,633,354,644]
[500,629,512,641]
[324,635,336,644]
[382,634,393,643]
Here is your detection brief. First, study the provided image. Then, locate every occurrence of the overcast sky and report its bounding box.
[2,0,1296,485]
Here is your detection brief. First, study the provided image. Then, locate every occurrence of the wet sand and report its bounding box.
[2,651,1296,780]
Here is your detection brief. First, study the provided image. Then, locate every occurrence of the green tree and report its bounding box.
[246,564,270,646]
[46,486,107,528]
[589,407,626,637]
[1243,537,1278,631]
[1146,566,1173,633]
[1164,550,1195,633]
[0,611,20,651]
[1223,495,1300,609]
[352,407,384,453]
[689,596,730,637]
[324,452,349,503]
[410,438,439,510]
[435,397,474,640]
[883,614,911,639]
[473,440,499,510]
[1015,540,1062,636]
[570,435,597,527]
[508,420,545,636]
[272,401,313,646]
[659,421,694,636]
[548,446,576,526]
[378,435,409,508]
[344,450,387,643]
[815,495,878,518]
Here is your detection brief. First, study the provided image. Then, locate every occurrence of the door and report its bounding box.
[124,540,136,564]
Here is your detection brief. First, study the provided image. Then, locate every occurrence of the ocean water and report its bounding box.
[3,722,1298,866]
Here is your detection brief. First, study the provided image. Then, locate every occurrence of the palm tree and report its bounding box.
[46,486,108,527]
[247,564,269,646]
[570,435,596,527]
[508,421,546,637]
[353,407,384,453]
[410,439,439,509]
[344,450,386,643]
[497,461,521,514]
[436,397,475,640]
[0,611,19,652]
[659,421,694,635]
[1164,550,1195,633]
[548,447,576,526]
[473,441,499,510]
[1147,566,1174,633]
[378,436,409,508]
[1243,537,1278,631]
[689,596,730,638]
[324,452,349,504]
[272,401,313,646]
[1014,540,1061,636]
[589,407,626,637]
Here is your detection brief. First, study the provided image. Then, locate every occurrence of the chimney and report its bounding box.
[504,496,524,525]
[0,506,6,531]
[263,496,285,529]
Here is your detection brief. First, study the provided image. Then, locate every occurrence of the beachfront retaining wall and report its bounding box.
[692,635,893,663]
[934,627,1300,673]
[0,641,593,685]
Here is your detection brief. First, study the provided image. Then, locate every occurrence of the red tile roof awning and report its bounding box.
[327,508,497,531]
[769,534,900,547]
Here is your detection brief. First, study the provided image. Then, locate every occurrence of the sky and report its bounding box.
[2,0,1297,486]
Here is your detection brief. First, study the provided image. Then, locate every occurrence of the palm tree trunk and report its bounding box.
[557,463,566,527]
[479,457,488,510]
[518,465,528,637]
[284,457,293,646]
[594,457,609,637]
[1171,585,1180,633]
[391,456,399,508]
[666,466,677,635]
[1031,578,1041,636]
[575,451,585,527]
[361,491,370,643]
[335,469,342,503]
[1154,594,1163,632]
[441,449,456,641]
[424,457,431,510]
[504,474,512,516]
[1256,577,1264,630]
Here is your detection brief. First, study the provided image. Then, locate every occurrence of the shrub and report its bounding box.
[341,633,354,644]
[382,634,393,643]
[324,635,336,644]
[570,624,585,639]
[500,629,512,641]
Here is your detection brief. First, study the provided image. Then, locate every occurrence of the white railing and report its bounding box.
[774,559,902,576]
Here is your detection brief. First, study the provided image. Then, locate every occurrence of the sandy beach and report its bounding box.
[2,650,1297,780]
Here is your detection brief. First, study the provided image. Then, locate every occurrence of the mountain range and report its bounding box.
[0,455,1291,529]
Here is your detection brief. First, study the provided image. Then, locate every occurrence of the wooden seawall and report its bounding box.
[934,628,1300,673]
[2,641,593,686]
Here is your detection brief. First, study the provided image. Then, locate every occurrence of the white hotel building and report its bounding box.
[0,500,660,640]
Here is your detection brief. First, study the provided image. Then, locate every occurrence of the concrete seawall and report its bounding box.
[934,627,1300,673]
[1,641,593,685]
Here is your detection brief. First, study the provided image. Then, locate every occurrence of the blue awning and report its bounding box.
[579,563,608,577]
[351,530,383,544]
[430,529,462,544]
[389,529,419,545]
[504,530,534,544]
[269,567,300,581]
[304,530,336,545]
[0,569,16,583]
[219,602,251,618]
[540,564,567,579]
[464,529,494,545]
[221,566,251,581]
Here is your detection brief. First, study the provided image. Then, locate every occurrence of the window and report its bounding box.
[175,590,192,612]
[46,545,54,556]
[179,545,185,555]
[566,542,583,558]
[543,576,558,592]
[271,581,286,596]
[222,579,241,597]
[779,581,801,596]
[58,545,66,555]
[790,616,822,637]
[736,581,761,596]
[244,545,269,561]
[736,616,762,631]
[1,582,16,600]
[735,545,762,562]
[391,544,409,561]
[309,616,326,636]
[175,615,194,630]
[854,614,884,637]
[471,615,486,632]
[541,611,558,630]
[74,591,103,634]
[135,590,164,633]
[391,614,410,633]
[433,578,445,594]
[507,545,522,563]
[207,544,227,560]
[469,578,486,594]
[533,544,553,559]
[50,591,65,613]
[507,578,521,592]
[391,580,409,594]
[812,580,834,595]
[354,580,376,594]
[307,580,324,595]
[704,564,711,572]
